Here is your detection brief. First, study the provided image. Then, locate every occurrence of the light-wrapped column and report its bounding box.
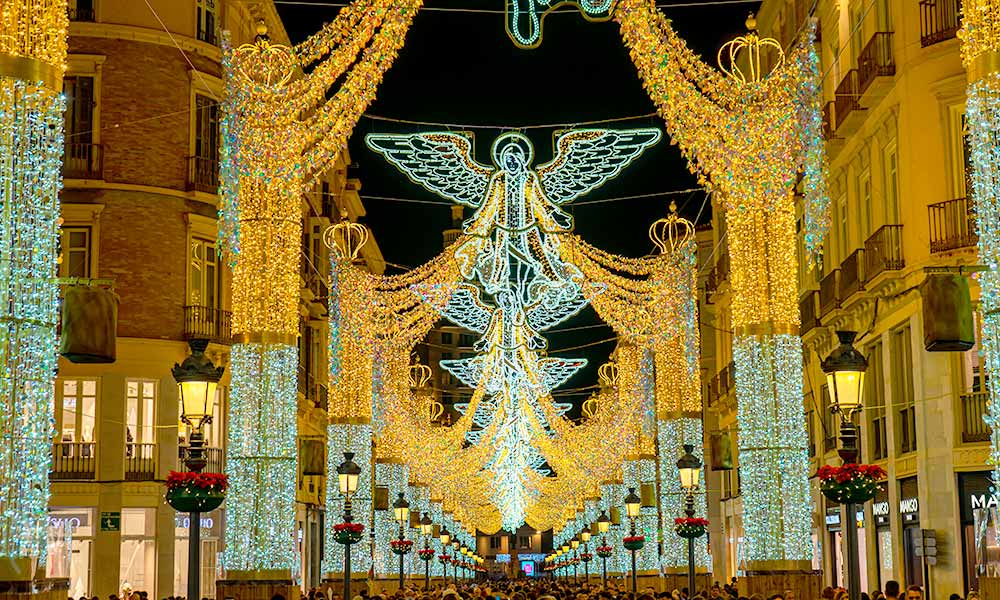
[323,421,373,577]
[221,32,302,574]
[961,0,1000,500]
[657,418,709,569]
[374,460,409,578]
[0,0,67,568]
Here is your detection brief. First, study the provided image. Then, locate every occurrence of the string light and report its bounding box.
[0,0,67,562]
[960,0,1000,505]
[322,422,373,576]
[505,0,614,48]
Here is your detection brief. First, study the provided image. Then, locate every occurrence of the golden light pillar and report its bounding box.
[0,0,67,584]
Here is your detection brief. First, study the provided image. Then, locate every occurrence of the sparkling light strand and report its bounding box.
[0,0,67,563]
[322,422,373,576]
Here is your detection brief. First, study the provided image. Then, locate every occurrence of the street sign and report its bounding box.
[922,529,937,566]
[100,511,120,532]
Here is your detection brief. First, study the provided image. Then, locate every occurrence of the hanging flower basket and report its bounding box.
[333,522,364,545]
[580,552,593,563]
[595,545,613,558]
[817,464,886,504]
[165,471,227,513]
[438,554,451,564]
[390,539,414,556]
[623,535,645,551]
[450,558,460,566]
[674,517,709,539]
[418,548,436,561]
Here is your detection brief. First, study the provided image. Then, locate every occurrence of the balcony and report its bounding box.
[822,101,836,141]
[928,197,977,253]
[819,269,840,317]
[839,249,864,299]
[197,26,217,46]
[178,445,224,473]
[315,383,329,411]
[864,225,905,281]
[920,0,961,47]
[187,156,219,194]
[63,143,103,179]
[51,442,96,480]
[961,391,990,443]
[67,7,96,21]
[799,291,819,336]
[834,70,865,134]
[298,366,315,400]
[857,32,896,99]
[183,305,232,345]
[125,443,156,481]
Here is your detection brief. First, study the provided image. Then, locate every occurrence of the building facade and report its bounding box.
[703,0,986,595]
[49,2,384,596]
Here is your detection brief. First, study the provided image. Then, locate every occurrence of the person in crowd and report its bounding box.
[884,581,900,600]
[904,586,922,600]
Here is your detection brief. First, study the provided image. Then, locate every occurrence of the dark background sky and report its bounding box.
[278,0,759,408]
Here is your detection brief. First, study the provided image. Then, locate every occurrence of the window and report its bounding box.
[821,384,837,452]
[851,4,865,63]
[441,332,453,345]
[47,507,94,597]
[460,352,474,360]
[192,94,220,189]
[949,106,971,198]
[962,311,987,393]
[459,333,475,347]
[490,536,501,550]
[120,508,156,593]
[518,535,530,549]
[68,0,95,22]
[890,326,917,454]
[883,142,899,224]
[189,238,220,308]
[64,76,94,143]
[859,169,872,240]
[125,380,156,446]
[196,0,217,45]
[56,379,97,448]
[59,226,91,278]
[866,341,887,460]
[805,405,816,458]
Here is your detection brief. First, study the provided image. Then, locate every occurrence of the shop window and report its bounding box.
[173,512,222,598]
[47,507,94,597]
[56,379,97,445]
[119,508,156,593]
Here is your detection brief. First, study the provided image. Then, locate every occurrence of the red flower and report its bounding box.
[334,522,364,533]
[390,539,414,548]
[623,535,645,543]
[438,554,450,561]
[596,545,613,553]
[418,548,435,556]
[166,471,228,492]
[674,517,709,526]
[817,463,887,484]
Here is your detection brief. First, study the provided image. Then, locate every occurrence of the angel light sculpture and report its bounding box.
[367,128,660,529]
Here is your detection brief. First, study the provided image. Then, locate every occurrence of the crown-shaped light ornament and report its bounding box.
[324,210,370,261]
[717,13,785,84]
[408,355,433,390]
[231,20,296,89]
[597,360,619,389]
[648,201,695,254]
[581,393,600,419]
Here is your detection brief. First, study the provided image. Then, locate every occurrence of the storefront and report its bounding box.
[872,487,893,589]
[120,508,157,594]
[899,477,923,588]
[174,510,224,598]
[47,507,94,597]
[825,503,868,591]
[958,471,1000,591]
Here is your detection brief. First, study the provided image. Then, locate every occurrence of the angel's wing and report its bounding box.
[537,128,662,204]
[366,132,494,207]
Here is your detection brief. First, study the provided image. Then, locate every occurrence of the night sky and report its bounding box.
[278,0,760,408]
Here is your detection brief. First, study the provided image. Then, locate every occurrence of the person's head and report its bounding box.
[861,594,870,600]
[968,592,982,600]
[904,586,922,600]
[783,591,794,600]
[884,582,900,599]
[273,594,287,600]
[768,594,784,600]
[871,592,883,600]
[748,594,764,600]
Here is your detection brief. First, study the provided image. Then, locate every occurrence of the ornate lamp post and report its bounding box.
[581,529,592,584]
[392,493,411,590]
[439,526,451,584]
[460,544,468,580]
[597,511,611,586]
[571,537,580,583]
[451,539,460,584]
[624,486,642,593]
[677,444,703,597]
[420,513,433,590]
[335,452,362,600]
[172,339,225,600]
[822,331,868,600]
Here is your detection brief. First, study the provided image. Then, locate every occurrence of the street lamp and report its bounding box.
[677,444,703,597]
[451,539,460,584]
[336,452,362,600]
[439,526,451,584]
[597,511,610,586]
[420,513,433,591]
[571,537,580,583]
[624,486,641,593]
[393,493,410,590]
[460,544,468,580]
[822,330,868,600]
[581,530,591,584]
[172,339,224,600]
